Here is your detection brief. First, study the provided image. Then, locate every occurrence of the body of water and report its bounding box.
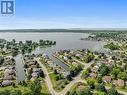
[0,32,108,81]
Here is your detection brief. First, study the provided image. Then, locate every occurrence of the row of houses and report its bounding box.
[89,59,126,87]
[102,76,126,87]
[23,54,44,81]
[0,65,15,87]
[43,53,65,73]
[55,50,83,67]
[55,50,86,61]
[42,53,70,78]
[3,56,15,66]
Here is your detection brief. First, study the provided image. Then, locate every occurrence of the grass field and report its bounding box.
[49,73,69,92]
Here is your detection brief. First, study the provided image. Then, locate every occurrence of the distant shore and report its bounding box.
[0,29,127,33]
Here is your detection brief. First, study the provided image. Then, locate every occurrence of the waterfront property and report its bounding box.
[0,32,127,95]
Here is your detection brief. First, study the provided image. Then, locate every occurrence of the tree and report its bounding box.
[29,79,42,95]
[85,53,94,63]
[11,90,22,95]
[82,70,89,79]
[66,91,70,95]
[66,75,72,81]
[104,42,119,50]
[86,78,96,85]
[0,44,4,49]
[12,48,19,57]
[21,49,25,54]
[99,64,109,76]
[0,90,11,95]
[96,83,106,92]
[97,75,102,83]
[0,56,4,65]
[117,72,127,81]
[53,41,56,45]
[107,88,118,95]
[54,69,58,74]
[12,39,16,44]
[111,68,120,79]
[76,87,92,95]
[39,70,44,77]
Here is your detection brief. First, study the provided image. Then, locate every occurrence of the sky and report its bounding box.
[0,0,127,29]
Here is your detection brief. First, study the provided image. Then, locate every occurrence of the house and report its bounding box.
[50,63,56,68]
[63,50,70,53]
[4,56,13,60]
[113,79,125,87]
[63,71,70,78]
[63,56,68,61]
[4,56,15,65]
[75,53,83,58]
[33,68,43,76]
[32,72,38,78]
[47,60,53,65]
[27,60,37,66]
[96,62,102,67]
[92,65,99,73]
[30,65,38,68]
[30,77,36,81]
[4,69,14,75]
[3,75,13,80]
[6,65,14,70]
[43,53,49,59]
[90,73,97,78]
[54,52,59,57]
[2,80,12,86]
[33,68,41,73]
[24,54,34,60]
[47,60,56,67]
[67,56,72,60]
[102,76,112,83]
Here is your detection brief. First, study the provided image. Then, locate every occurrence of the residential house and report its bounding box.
[90,73,97,79]
[113,79,125,87]
[92,65,99,73]
[2,80,12,86]
[102,76,112,83]
[4,69,14,75]
[3,75,13,80]
[63,71,70,78]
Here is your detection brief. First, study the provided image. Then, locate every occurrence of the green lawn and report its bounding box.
[68,83,79,95]
[49,73,57,87]
[41,82,51,95]
[105,83,127,93]
[117,86,127,93]
[93,90,106,95]
[68,82,87,95]
[49,73,69,92]
[0,85,31,94]
[0,82,51,95]
[39,58,53,73]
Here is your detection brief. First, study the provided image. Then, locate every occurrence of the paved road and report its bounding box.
[35,58,57,95]
[35,57,91,95]
[36,58,127,95]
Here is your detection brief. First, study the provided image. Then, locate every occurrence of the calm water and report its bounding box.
[0,32,108,81]
[14,54,26,83]
[0,32,104,50]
